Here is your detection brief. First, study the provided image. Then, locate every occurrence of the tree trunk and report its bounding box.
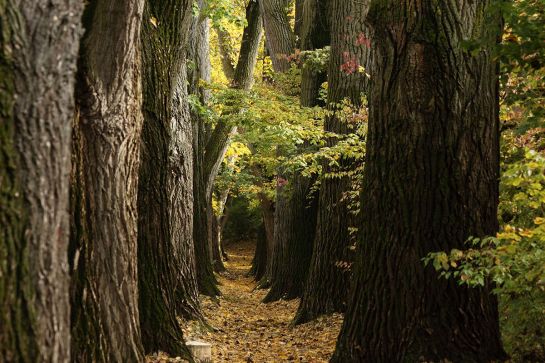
[137,0,195,358]
[232,0,263,90]
[215,26,236,80]
[193,0,263,293]
[190,0,222,297]
[257,194,275,288]
[210,190,229,272]
[332,1,507,362]
[0,1,82,362]
[262,0,330,303]
[264,173,318,302]
[294,0,369,324]
[294,0,304,41]
[249,222,269,281]
[299,0,330,107]
[260,0,295,72]
[69,1,145,361]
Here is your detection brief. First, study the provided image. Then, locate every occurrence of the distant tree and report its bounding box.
[192,0,264,295]
[263,0,329,303]
[137,0,195,358]
[0,1,83,361]
[70,0,145,361]
[189,0,220,300]
[332,1,507,361]
[294,0,369,324]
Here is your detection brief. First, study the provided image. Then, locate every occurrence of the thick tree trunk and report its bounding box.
[0,1,82,362]
[332,1,507,362]
[294,0,369,324]
[260,0,295,72]
[137,0,195,358]
[70,1,145,362]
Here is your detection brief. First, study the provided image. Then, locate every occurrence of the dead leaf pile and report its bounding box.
[182,240,343,362]
[146,240,343,362]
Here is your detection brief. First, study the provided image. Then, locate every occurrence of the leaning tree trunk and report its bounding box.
[69,1,145,361]
[260,0,295,72]
[193,0,263,294]
[294,0,369,324]
[331,1,507,362]
[137,0,195,358]
[0,1,82,362]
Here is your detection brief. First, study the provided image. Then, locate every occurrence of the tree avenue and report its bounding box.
[1,0,544,362]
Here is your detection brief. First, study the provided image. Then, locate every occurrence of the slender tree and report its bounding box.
[294,0,369,324]
[260,0,295,72]
[190,0,223,295]
[69,1,146,361]
[137,0,195,358]
[0,1,83,361]
[193,0,264,295]
[332,1,507,361]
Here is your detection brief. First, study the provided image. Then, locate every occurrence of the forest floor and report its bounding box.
[150,240,343,362]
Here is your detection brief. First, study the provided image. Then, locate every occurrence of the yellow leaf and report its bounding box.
[150,16,158,28]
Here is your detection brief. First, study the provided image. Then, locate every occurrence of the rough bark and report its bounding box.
[69,2,146,362]
[260,0,295,72]
[332,1,507,362]
[294,0,369,324]
[0,1,82,362]
[138,0,195,358]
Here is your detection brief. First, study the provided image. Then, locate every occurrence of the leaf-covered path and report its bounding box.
[183,240,343,362]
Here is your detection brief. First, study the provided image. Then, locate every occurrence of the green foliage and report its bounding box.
[300,47,330,74]
[196,0,246,29]
[498,0,545,132]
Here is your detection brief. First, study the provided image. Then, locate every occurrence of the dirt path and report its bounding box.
[183,240,342,362]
